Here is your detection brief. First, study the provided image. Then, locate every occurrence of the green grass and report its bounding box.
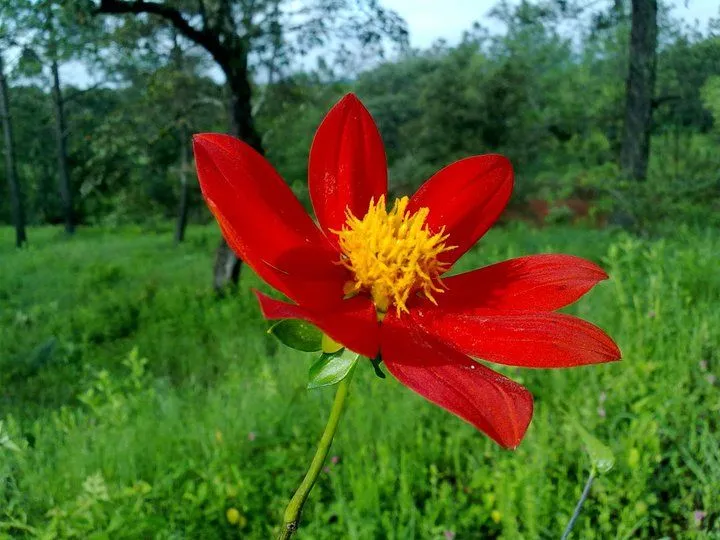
[1,223,718,539]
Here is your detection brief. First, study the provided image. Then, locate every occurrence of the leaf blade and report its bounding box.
[308,349,359,389]
[570,419,615,474]
[268,320,323,352]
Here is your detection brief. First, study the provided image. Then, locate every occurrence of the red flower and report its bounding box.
[193,93,621,449]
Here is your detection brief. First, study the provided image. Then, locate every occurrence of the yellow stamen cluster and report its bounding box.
[335,195,454,315]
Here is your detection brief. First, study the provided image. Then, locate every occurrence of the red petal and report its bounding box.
[255,291,380,359]
[194,134,347,308]
[308,93,387,246]
[381,312,533,449]
[407,155,513,267]
[411,308,621,368]
[435,254,608,311]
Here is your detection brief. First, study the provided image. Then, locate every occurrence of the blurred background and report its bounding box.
[1,0,718,538]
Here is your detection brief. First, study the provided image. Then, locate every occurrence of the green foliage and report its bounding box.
[347,7,718,229]
[0,1,717,537]
[269,319,323,352]
[307,350,359,389]
[1,1,718,232]
[570,419,615,475]
[701,75,720,127]
[612,132,719,231]
[0,223,718,538]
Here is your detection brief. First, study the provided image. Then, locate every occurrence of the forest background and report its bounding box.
[1,0,718,538]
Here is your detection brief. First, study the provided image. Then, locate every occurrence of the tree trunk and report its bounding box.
[620,0,658,182]
[0,52,27,247]
[227,66,264,152]
[211,61,265,291]
[94,1,266,291]
[175,128,190,244]
[51,57,74,234]
[213,238,243,291]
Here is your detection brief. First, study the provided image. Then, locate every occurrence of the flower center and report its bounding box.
[335,195,454,316]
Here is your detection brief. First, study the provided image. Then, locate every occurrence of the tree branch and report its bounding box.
[96,0,224,60]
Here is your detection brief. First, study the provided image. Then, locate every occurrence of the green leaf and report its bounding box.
[371,354,386,379]
[308,349,359,389]
[571,419,615,474]
[268,320,322,352]
[0,421,21,453]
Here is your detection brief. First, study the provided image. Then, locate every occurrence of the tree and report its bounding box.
[11,0,107,234]
[164,31,199,245]
[100,19,227,236]
[174,122,191,243]
[0,4,30,247]
[48,28,74,233]
[94,0,407,289]
[0,53,28,247]
[620,0,657,182]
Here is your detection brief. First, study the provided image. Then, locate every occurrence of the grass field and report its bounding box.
[1,223,718,539]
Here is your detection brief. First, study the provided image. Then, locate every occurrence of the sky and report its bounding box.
[55,0,718,87]
[382,0,718,49]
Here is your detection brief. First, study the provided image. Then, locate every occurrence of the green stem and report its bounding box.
[561,469,596,540]
[278,370,355,540]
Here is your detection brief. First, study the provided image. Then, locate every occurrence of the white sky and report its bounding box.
[54,0,718,87]
[383,0,718,49]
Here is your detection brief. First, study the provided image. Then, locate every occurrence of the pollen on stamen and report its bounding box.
[334,195,454,316]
